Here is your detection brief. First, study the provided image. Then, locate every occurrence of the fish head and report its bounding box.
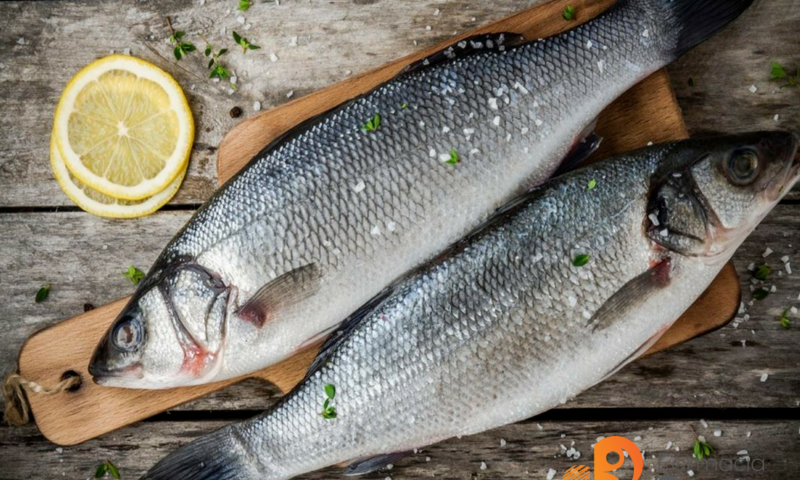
[647,131,799,261]
[89,261,231,388]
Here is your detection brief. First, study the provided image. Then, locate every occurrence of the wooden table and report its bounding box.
[0,1,798,478]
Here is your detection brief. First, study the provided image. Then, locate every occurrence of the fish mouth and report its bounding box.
[90,363,144,385]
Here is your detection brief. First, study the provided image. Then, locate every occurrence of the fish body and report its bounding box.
[142,131,799,480]
[92,0,754,388]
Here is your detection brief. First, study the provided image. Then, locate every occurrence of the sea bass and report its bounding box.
[143,131,800,480]
[90,0,754,388]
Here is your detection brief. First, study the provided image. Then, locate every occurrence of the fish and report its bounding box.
[141,131,800,480]
[90,0,755,388]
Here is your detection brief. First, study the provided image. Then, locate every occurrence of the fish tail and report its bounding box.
[628,0,754,57]
[140,427,249,480]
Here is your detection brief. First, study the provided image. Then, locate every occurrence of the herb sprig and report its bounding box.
[122,266,145,285]
[35,284,50,303]
[573,254,590,267]
[693,439,714,460]
[587,179,597,190]
[780,308,791,330]
[562,5,576,21]
[233,31,260,53]
[753,264,771,281]
[445,149,460,165]
[753,288,769,301]
[362,113,381,133]
[770,61,799,89]
[239,0,253,11]
[94,460,121,479]
[320,383,337,419]
[166,17,196,61]
[203,39,231,80]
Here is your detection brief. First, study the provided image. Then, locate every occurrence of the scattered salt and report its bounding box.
[425,25,432,31]
[700,419,708,428]
[763,247,773,258]
[352,181,366,193]
[687,470,695,477]
[648,213,660,226]
[493,116,501,126]
[586,40,593,49]
[253,101,261,111]
[597,60,605,73]
[488,98,499,110]
[787,263,792,275]
[537,424,544,430]
[370,225,381,236]
[535,119,543,127]
[546,468,557,480]
[500,438,506,447]
[775,114,780,122]
[760,373,768,382]
[434,8,440,15]
[387,221,397,232]
[55,447,63,454]
[480,462,487,470]
[749,85,758,93]
[713,430,722,437]
[289,36,298,46]
[269,53,279,62]
[634,436,642,441]
[16,37,24,45]
[286,90,294,98]
[642,29,650,38]
[236,16,245,24]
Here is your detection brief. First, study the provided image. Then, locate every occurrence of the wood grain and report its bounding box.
[3,419,799,480]
[13,0,747,447]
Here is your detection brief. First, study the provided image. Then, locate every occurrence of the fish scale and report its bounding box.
[96,0,754,391]
[149,131,798,480]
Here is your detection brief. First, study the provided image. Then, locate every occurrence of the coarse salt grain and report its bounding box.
[546,468,557,480]
[700,419,709,428]
[352,181,366,193]
[714,430,722,437]
[286,90,294,98]
[493,116,501,126]
[760,373,768,382]
[480,462,487,470]
[763,248,773,258]
[370,225,381,236]
[775,114,780,122]
[269,53,279,62]
[253,101,261,111]
[500,439,506,447]
[749,85,758,93]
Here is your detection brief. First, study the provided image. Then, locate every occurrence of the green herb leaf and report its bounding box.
[770,61,787,80]
[321,407,338,419]
[239,0,253,11]
[572,254,590,267]
[587,179,597,190]
[753,288,769,301]
[94,461,120,479]
[174,46,183,60]
[754,264,771,281]
[232,32,260,52]
[122,266,145,285]
[445,149,460,165]
[780,308,791,329]
[204,45,212,57]
[35,283,50,303]
[218,48,228,56]
[693,440,713,460]
[324,383,336,399]
[562,5,575,21]
[362,113,381,133]
[400,103,408,109]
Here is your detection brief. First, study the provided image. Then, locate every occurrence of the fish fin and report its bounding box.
[553,132,603,177]
[402,32,526,75]
[236,264,321,328]
[141,429,242,480]
[598,328,669,384]
[627,0,754,58]
[343,452,411,476]
[304,285,396,379]
[587,259,672,333]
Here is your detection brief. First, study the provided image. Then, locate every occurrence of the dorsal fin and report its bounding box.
[304,285,396,379]
[402,32,527,75]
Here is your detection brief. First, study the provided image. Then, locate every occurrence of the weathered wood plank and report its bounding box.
[1,0,797,207]
[1,205,798,412]
[1,419,798,479]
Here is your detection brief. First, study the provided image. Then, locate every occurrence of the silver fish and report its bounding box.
[142,131,799,480]
[90,0,753,388]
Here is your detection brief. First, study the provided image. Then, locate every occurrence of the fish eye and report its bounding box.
[113,314,143,352]
[726,147,760,185]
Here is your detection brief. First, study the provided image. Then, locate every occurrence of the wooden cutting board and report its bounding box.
[16,0,740,446]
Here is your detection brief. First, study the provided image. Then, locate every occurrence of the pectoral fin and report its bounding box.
[236,264,321,328]
[343,452,410,476]
[587,259,672,333]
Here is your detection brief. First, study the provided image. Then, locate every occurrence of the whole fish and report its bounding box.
[143,131,800,480]
[90,0,754,388]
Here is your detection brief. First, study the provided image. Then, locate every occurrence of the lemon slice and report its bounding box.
[53,55,194,200]
[50,135,185,219]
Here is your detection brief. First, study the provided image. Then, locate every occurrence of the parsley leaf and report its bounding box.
[562,5,576,21]
[321,383,337,419]
[445,149,460,165]
[94,460,120,479]
[780,308,791,330]
[588,179,597,190]
[572,254,590,267]
[753,263,771,281]
[362,113,381,133]
[122,266,145,285]
[693,439,713,460]
[753,288,769,301]
[233,31,260,53]
[35,283,50,303]
[239,0,253,11]
[769,61,799,88]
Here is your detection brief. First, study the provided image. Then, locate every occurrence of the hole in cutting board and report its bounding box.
[60,370,82,392]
